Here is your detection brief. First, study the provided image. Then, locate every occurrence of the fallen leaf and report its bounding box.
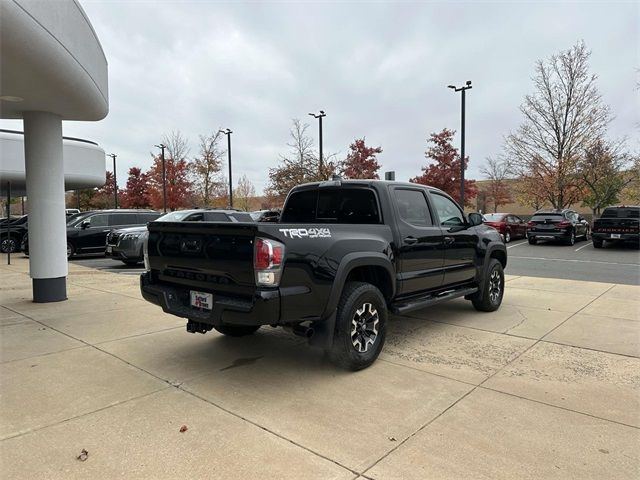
[388,436,396,442]
[179,425,188,433]
[76,449,89,462]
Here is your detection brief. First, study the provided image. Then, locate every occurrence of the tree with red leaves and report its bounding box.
[120,167,151,209]
[147,156,193,211]
[342,138,382,179]
[411,128,477,207]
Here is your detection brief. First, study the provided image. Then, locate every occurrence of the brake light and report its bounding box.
[558,221,571,227]
[527,221,535,227]
[254,238,284,286]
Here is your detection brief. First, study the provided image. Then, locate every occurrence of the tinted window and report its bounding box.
[138,213,161,223]
[281,188,380,224]
[394,189,432,227]
[317,189,379,224]
[431,194,465,226]
[281,190,317,222]
[88,214,109,227]
[110,213,137,226]
[531,213,563,222]
[602,208,640,219]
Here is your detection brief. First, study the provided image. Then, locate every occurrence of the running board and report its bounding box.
[391,287,478,315]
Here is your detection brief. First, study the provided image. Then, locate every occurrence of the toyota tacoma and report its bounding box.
[140,179,507,370]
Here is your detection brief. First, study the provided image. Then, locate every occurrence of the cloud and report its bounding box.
[2,0,637,197]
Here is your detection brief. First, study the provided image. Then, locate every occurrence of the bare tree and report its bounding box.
[480,157,512,212]
[505,41,610,209]
[233,174,256,211]
[163,130,190,163]
[266,119,338,202]
[191,130,225,207]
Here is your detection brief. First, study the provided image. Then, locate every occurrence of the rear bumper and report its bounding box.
[592,232,639,242]
[528,230,570,240]
[140,271,280,326]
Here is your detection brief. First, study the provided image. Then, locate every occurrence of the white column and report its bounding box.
[23,111,68,302]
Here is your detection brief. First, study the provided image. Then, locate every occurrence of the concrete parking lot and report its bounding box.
[1,255,639,479]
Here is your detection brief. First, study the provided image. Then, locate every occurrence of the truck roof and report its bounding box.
[292,179,448,195]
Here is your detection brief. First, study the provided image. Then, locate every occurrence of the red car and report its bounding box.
[483,213,527,243]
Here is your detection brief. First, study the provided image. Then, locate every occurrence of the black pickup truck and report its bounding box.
[592,206,640,248]
[141,179,507,370]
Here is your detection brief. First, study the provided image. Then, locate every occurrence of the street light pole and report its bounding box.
[155,144,167,212]
[107,153,118,209]
[447,81,472,208]
[219,129,233,208]
[308,110,326,177]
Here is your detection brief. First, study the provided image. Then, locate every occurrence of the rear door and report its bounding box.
[429,192,478,286]
[392,187,445,295]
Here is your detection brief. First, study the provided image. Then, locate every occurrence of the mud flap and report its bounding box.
[309,312,336,349]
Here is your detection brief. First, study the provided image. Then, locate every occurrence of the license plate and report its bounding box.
[611,234,621,239]
[106,246,112,253]
[190,291,213,310]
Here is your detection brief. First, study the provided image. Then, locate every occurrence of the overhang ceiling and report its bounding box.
[0,0,108,120]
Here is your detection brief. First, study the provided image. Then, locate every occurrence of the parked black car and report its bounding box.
[22,209,160,258]
[106,209,252,265]
[141,179,506,370]
[592,206,640,248]
[249,210,281,222]
[1,215,29,253]
[526,209,590,246]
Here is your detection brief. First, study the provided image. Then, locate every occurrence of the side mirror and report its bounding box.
[80,220,90,229]
[468,212,483,227]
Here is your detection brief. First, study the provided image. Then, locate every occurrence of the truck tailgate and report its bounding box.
[147,221,258,296]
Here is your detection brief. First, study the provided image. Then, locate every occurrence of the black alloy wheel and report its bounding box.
[1,237,18,253]
[471,258,504,312]
[328,281,387,371]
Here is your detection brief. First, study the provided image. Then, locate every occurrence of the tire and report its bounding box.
[122,259,141,266]
[565,230,576,246]
[328,282,387,371]
[504,230,511,243]
[593,239,603,249]
[528,236,537,245]
[213,325,261,337]
[1,236,19,253]
[472,258,504,312]
[66,242,75,259]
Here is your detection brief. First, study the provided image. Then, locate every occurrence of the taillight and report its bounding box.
[254,237,284,286]
[527,221,535,227]
[558,221,571,228]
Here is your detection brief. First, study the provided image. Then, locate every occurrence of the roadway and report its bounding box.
[69,238,640,286]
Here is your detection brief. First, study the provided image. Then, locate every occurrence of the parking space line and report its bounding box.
[574,243,591,252]
[510,256,639,267]
[506,240,527,249]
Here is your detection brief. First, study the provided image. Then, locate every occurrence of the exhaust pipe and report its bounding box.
[289,323,314,339]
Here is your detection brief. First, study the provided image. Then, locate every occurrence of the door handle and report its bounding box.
[444,236,455,245]
[403,236,418,245]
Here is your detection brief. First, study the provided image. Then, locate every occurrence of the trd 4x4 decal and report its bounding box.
[278,228,331,239]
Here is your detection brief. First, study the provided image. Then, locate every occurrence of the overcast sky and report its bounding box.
[3,0,638,194]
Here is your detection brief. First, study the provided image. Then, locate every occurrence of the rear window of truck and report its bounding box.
[601,208,639,219]
[281,188,381,224]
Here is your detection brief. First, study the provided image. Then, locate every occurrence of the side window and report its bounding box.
[88,214,109,228]
[110,213,136,226]
[394,189,432,227]
[139,213,161,223]
[431,194,465,227]
[513,215,522,223]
